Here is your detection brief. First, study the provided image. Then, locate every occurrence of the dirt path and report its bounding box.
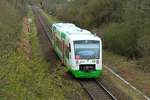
[17,17,32,60]
[23,17,30,33]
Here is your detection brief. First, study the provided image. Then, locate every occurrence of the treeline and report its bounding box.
[40,0,125,28]
[40,0,150,70]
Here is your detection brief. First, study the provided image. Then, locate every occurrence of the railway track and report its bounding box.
[32,6,116,100]
[79,79,116,100]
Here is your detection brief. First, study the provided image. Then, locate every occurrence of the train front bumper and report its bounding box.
[70,69,102,78]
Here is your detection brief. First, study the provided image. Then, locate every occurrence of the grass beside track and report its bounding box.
[0,6,88,100]
[40,9,59,24]
[0,1,22,62]
[101,51,150,99]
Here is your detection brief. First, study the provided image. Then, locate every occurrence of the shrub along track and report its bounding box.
[32,6,116,100]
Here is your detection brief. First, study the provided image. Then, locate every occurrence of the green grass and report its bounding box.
[99,67,145,100]
[0,1,22,59]
[102,50,150,98]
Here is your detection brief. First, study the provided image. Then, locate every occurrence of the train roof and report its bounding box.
[52,23,101,41]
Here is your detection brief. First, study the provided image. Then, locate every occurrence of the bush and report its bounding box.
[137,35,150,57]
[103,23,138,57]
[102,0,150,58]
[137,57,150,72]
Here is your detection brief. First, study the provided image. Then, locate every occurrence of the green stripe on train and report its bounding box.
[70,69,102,78]
[61,32,66,39]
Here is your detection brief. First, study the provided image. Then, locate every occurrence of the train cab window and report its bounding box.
[74,40,100,59]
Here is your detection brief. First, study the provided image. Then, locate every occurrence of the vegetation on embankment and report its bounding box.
[0,4,53,99]
[38,0,150,72]
[0,5,87,99]
[0,0,26,60]
[103,51,150,98]
[40,8,59,24]
[99,67,146,100]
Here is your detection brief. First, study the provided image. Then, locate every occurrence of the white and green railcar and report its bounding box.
[50,23,102,78]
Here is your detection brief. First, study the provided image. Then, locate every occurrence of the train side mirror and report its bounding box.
[93,33,97,36]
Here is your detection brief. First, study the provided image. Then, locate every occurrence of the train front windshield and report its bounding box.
[74,40,100,59]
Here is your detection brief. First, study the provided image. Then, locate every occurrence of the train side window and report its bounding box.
[69,44,71,52]
[65,45,69,59]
